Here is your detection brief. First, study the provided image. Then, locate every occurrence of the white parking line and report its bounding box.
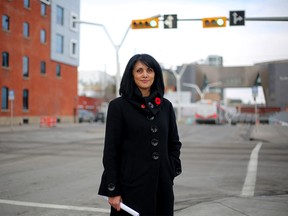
[0,199,110,213]
[241,142,263,197]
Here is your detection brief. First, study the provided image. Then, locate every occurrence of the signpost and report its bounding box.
[9,90,14,130]
[252,86,258,125]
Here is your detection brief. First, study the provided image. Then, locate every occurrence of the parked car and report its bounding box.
[78,109,95,123]
[95,112,105,123]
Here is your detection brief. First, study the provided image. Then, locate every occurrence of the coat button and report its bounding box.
[108,183,115,191]
[152,152,159,160]
[151,138,158,146]
[148,102,154,108]
[150,125,158,133]
[147,115,154,120]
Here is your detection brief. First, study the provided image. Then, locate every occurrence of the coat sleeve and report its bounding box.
[167,101,182,178]
[98,99,123,197]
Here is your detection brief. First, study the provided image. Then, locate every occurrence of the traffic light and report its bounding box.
[202,17,227,28]
[131,17,159,29]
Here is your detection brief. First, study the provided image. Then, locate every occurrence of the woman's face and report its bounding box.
[132,61,155,96]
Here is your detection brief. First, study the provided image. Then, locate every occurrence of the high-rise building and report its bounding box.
[0,0,80,125]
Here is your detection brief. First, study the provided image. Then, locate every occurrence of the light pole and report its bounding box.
[170,64,187,122]
[74,20,131,97]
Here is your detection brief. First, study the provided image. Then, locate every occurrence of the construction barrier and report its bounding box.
[40,116,57,128]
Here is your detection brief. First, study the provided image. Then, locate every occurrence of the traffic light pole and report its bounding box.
[74,20,131,97]
[166,17,288,22]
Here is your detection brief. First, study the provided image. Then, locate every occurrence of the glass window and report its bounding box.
[71,41,77,56]
[23,22,29,38]
[41,3,47,16]
[24,0,30,8]
[56,64,61,77]
[2,15,9,31]
[23,56,29,77]
[40,29,46,43]
[2,52,9,67]
[1,87,9,110]
[56,5,64,25]
[56,34,64,54]
[40,61,46,74]
[23,89,29,110]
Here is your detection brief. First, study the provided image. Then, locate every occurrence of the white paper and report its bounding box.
[101,196,140,216]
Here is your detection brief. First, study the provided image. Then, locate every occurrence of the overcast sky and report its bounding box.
[78,0,288,103]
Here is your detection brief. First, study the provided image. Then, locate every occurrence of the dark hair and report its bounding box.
[119,54,164,97]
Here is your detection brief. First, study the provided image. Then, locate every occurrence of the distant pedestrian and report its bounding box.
[98,53,182,215]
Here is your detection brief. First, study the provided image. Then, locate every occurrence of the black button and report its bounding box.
[151,138,158,146]
[108,183,115,191]
[147,115,154,120]
[150,125,158,133]
[148,102,154,109]
[152,152,159,160]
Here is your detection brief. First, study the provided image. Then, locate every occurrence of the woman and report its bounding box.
[98,54,182,216]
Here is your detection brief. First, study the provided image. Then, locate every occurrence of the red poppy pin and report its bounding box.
[155,97,161,105]
[141,104,146,108]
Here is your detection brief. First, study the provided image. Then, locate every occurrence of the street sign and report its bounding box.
[164,14,177,29]
[9,90,14,101]
[229,10,245,26]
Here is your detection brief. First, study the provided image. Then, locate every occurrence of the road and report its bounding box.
[0,123,287,215]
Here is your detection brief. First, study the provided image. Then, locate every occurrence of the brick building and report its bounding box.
[0,0,80,125]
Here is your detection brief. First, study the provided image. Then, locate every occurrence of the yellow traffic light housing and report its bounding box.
[202,17,227,28]
[131,17,159,29]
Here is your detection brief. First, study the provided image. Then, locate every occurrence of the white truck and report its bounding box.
[195,100,226,124]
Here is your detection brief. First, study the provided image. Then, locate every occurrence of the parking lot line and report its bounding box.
[0,199,110,213]
[241,142,263,197]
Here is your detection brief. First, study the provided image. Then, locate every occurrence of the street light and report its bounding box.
[203,81,222,93]
[183,83,204,101]
[74,20,131,98]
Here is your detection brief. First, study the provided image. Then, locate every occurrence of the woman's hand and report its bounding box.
[108,196,122,211]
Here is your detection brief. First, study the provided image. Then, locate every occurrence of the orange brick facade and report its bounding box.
[0,0,78,125]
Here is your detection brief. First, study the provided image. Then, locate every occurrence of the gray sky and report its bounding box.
[78,0,288,103]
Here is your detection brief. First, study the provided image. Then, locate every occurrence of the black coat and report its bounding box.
[98,94,182,216]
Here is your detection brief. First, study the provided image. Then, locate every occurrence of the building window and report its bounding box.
[2,52,9,67]
[2,15,10,31]
[1,87,9,110]
[41,3,47,16]
[24,0,30,8]
[56,34,64,54]
[23,56,29,77]
[56,5,64,25]
[23,22,30,38]
[56,64,61,77]
[70,40,77,57]
[40,29,46,43]
[23,89,29,110]
[40,61,46,74]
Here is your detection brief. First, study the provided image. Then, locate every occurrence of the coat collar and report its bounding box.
[123,88,162,115]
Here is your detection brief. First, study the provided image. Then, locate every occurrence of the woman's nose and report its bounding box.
[142,71,148,77]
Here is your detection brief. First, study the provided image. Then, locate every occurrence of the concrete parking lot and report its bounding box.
[0,123,287,216]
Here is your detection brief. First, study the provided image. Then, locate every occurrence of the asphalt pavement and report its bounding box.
[0,123,287,216]
[176,124,288,216]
